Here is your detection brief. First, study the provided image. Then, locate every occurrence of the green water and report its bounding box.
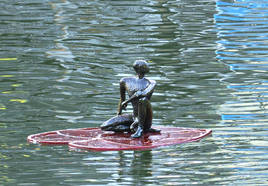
[1,0,268,185]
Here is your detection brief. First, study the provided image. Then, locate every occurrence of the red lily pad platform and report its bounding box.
[27,126,212,151]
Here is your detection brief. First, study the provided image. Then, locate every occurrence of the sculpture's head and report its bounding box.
[133,60,149,78]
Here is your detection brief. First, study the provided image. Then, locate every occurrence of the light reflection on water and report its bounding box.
[0,0,268,185]
[215,1,268,184]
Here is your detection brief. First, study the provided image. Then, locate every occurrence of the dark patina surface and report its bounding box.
[101,60,160,138]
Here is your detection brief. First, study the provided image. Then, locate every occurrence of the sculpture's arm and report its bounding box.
[136,79,156,98]
[119,79,156,112]
[121,79,156,104]
[122,79,156,107]
[117,79,126,115]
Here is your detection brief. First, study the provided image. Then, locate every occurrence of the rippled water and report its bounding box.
[1,0,268,185]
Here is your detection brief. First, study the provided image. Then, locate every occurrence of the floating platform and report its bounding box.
[27,126,212,151]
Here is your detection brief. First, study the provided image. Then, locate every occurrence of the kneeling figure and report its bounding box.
[101,60,160,138]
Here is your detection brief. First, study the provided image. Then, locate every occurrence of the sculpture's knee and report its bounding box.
[101,114,133,131]
[100,120,111,130]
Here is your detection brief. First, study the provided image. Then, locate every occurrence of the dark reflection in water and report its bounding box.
[0,0,268,185]
[117,151,153,185]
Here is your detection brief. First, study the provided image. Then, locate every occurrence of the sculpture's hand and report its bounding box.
[134,90,143,98]
[117,100,128,115]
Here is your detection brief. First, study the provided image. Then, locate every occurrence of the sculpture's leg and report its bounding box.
[131,98,160,138]
[131,97,151,138]
[143,98,161,133]
[101,114,133,132]
[144,98,152,130]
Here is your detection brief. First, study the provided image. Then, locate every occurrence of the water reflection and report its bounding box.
[46,0,75,63]
[81,151,153,185]
[215,0,268,119]
[215,1,268,184]
[118,151,153,185]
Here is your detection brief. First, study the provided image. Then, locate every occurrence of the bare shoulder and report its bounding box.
[120,77,135,83]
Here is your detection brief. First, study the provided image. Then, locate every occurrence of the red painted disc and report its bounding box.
[27,126,212,151]
[27,128,99,145]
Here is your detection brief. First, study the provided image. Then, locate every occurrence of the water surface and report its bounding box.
[0,0,268,185]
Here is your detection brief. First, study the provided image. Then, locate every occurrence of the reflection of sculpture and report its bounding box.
[101,60,160,138]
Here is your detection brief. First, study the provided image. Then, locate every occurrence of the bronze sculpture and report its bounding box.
[101,60,160,138]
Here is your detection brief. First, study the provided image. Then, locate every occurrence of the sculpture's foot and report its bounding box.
[147,128,161,133]
[131,126,143,138]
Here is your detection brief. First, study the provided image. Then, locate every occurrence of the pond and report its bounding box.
[0,0,268,185]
